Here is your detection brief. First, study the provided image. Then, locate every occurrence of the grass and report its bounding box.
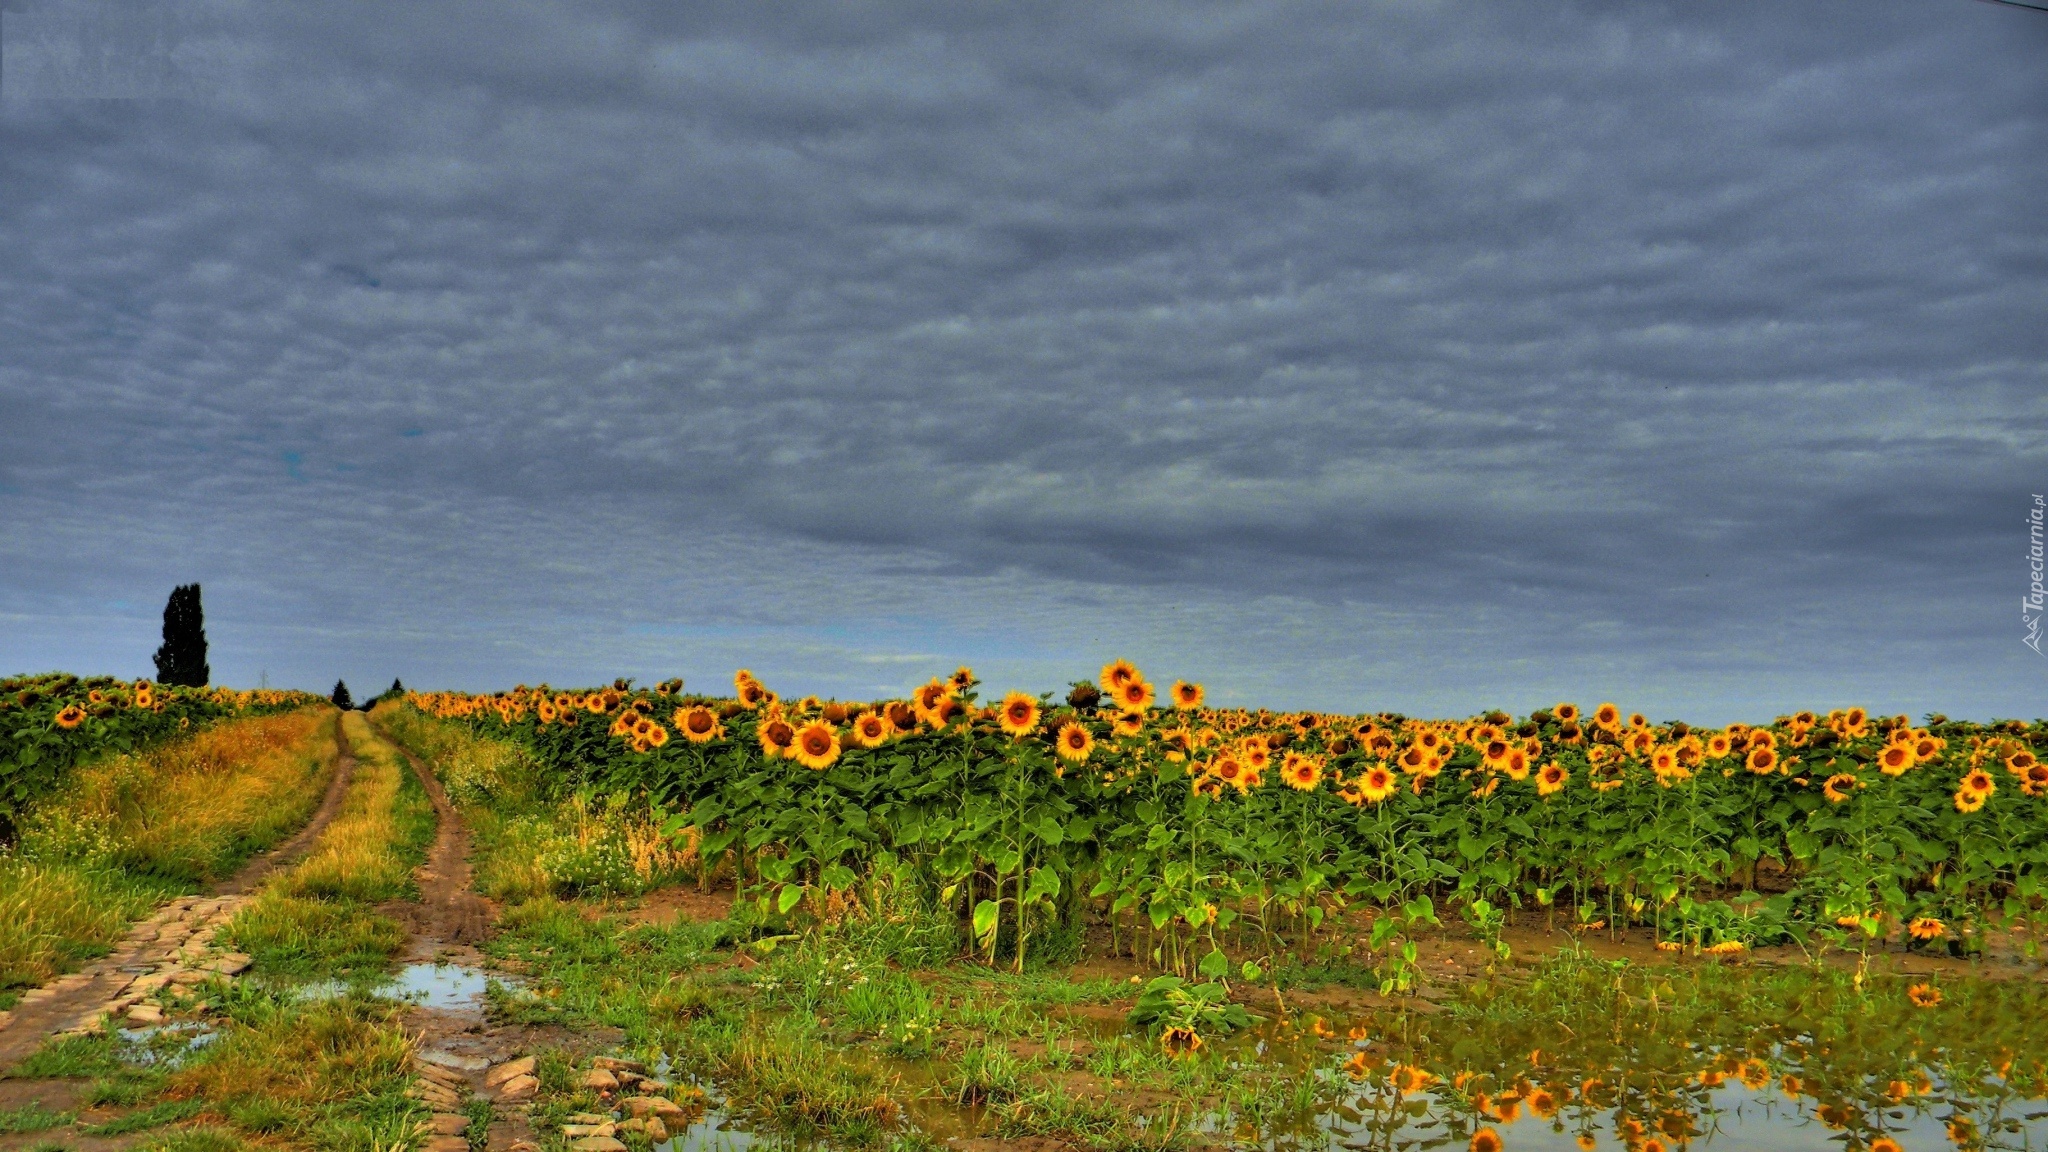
[223,712,433,978]
[0,708,337,992]
[373,702,690,902]
[0,1103,73,1134]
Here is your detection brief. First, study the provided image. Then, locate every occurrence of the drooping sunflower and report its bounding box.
[1171,680,1204,709]
[1056,721,1094,763]
[1111,711,1144,738]
[2023,762,2048,797]
[1954,787,1987,813]
[1536,762,1569,797]
[1877,744,1914,775]
[997,692,1041,738]
[1100,660,1141,692]
[1907,916,1946,941]
[759,718,797,759]
[1387,1064,1432,1095]
[1281,751,1323,791]
[1115,679,1156,712]
[886,701,918,732]
[1822,773,1857,803]
[790,720,840,770]
[676,706,723,743]
[849,710,891,748]
[54,703,86,729]
[1160,1026,1202,1058]
[1906,982,1943,1009]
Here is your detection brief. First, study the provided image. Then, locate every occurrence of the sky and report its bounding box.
[2,0,2045,724]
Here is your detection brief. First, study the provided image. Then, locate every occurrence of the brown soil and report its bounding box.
[0,714,358,1069]
[377,730,493,956]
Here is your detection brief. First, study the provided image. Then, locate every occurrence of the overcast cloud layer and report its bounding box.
[3,0,2045,723]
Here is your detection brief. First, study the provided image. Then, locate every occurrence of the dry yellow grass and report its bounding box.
[0,706,336,992]
[279,713,433,902]
[223,714,435,975]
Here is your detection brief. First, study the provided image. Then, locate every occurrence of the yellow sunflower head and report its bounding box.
[54,703,86,729]
[997,692,1040,738]
[1100,660,1141,692]
[1055,721,1094,763]
[1171,680,1204,709]
[759,718,796,758]
[790,719,840,770]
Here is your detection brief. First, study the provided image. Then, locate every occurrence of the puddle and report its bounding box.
[275,962,521,1011]
[389,962,509,1010]
[116,1021,218,1066]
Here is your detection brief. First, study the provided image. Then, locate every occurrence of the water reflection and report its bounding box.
[1236,959,2048,1151]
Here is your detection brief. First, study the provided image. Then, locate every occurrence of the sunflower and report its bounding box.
[759,718,796,759]
[537,701,559,724]
[1907,916,1946,941]
[1159,1025,1203,1058]
[849,710,891,748]
[1746,747,1778,775]
[1877,744,1914,775]
[1100,660,1141,692]
[1871,1138,1904,1152]
[1281,752,1323,791]
[1961,768,1995,796]
[1468,1130,1503,1152]
[1536,762,1569,797]
[676,706,723,743]
[996,692,1041,738]
[1913,736,1942,763]
[1481,739,1511,768]
[53,703,86,729]
[1527,1087,1558,1118]
[1822,773,1857,803]
[1398,745,1432,775]
[1388,1064,1432,1095]
[134,687,155,710]
[1341,1051,1373,1079]
[1553,702,1579,724]
[1211,755,1247,793]
[645,724,670,749]
[1845,706,1868,731]
[1115,679,1156,712]
[1056,722,1094,763]
[886,701,918,732]
[948,666,976,693]
[1112,711,1144,738]
[1353,765,1395,804]
[1955,786,1987,813]
[2024,762,2048,798]
[790,720,840,770]
[1592,702,1621,732]
[913,680,952,719]
[1746,728,1776,752]
[584,693,609,715]
[2009,749,2040,775]
[1171,680,1204,709]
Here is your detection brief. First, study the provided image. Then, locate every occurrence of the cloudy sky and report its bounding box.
[2,0,2044,722]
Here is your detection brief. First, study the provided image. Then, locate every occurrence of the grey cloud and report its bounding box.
[2,0,2045,721]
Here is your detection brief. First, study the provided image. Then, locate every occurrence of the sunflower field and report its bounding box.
[401,664,2048,976]
[0,671,322,839]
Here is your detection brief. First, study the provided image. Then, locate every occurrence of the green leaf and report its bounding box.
[1198,949,1228,978]
[972,899,1000,942]
[776,884,804,914]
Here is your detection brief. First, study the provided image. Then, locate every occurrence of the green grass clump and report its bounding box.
[0,1103,73,1134]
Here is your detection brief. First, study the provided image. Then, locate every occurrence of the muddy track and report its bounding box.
[0,711,360,1069]
[374,723,492,955]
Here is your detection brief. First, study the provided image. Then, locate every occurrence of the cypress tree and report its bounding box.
[331,680,353,709]
[151,584,209,686]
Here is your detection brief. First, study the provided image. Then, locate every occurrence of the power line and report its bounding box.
[1971,0,2048,12]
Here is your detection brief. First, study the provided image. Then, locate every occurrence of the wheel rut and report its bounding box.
[0,711,360,1069]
